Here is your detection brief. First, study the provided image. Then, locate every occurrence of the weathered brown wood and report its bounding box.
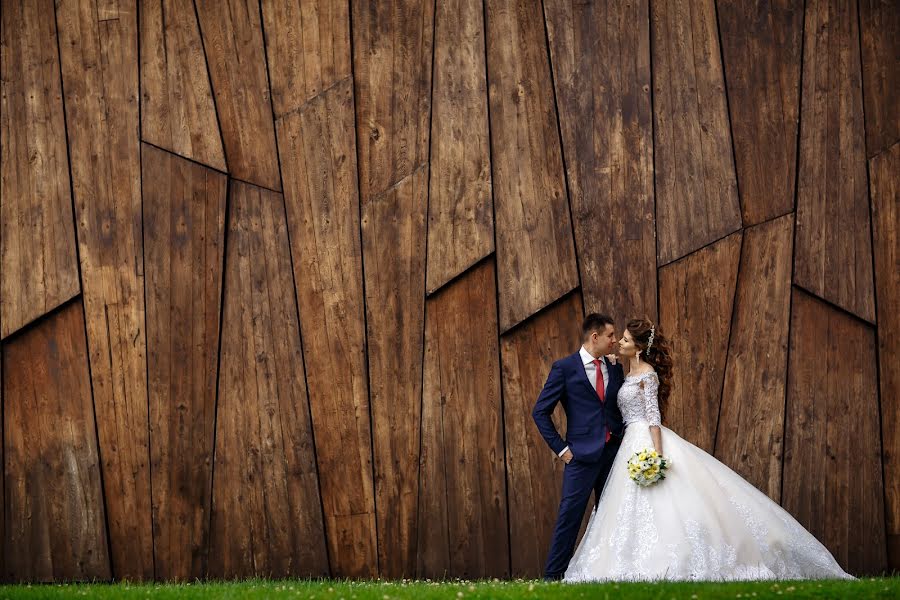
[859,0,899,158]
[544,0,657,328]
[651,0,742,265]
[714,214,793,501]
[870,142,899,568]
[209,180,327,579]
[261,0,351,118]
[418,260,508,579]
[140,0,226,171]
[0,0,79,339]
[795,0,875,323]
[659,231,741,453]
[485,0,579,331]
[501,291,583,578]
[717,0,803,226]
[351,0,434,202]
[142,144,226,580]
[3,300,110,582]
[194,0,281,191]
[783,289,887,574]
[426,0,493,294]
[55,0,153,580]
[275,77,376,578]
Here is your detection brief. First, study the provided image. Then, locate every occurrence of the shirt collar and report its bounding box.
[579,346,602,366]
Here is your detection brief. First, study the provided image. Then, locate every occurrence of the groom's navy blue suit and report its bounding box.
[532,351,625,579]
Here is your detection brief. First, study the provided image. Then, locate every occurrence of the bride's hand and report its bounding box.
[605,353,618,365]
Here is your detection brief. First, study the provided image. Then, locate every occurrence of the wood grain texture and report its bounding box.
[717,0,803,226]
[142,144,226,580]
[261,0,351,118]
[419,260,508,579]
[794,0,875,323]
[870,142,899,568]
[0,0,79,339]
[209,180,327,579]
[651,0,742,265]
[714,214,793,501]
[139,0,226,171]
[501,292,583,578]
[859,0,899,158]
[544,0,657,328]
[426,0,494,294]
[659,231,741,453]
[2,300,110,582]
[783,289,887,574]
[485,0,578,331]
[55,0,153,580]
[275,77,376,578]
[351,0,434,202]
[195,0,281,190]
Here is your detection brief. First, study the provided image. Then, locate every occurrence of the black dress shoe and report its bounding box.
[543,573,564,581]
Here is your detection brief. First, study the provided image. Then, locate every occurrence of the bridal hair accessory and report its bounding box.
[646,325,656,352]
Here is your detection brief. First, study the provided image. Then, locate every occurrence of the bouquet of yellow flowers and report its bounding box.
[627,448,669,486]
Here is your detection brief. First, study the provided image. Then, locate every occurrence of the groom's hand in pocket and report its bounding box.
[561,449,573,464]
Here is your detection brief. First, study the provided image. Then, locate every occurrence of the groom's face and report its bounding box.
[589,324,618,356]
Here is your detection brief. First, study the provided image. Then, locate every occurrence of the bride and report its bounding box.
[564,318,853,581]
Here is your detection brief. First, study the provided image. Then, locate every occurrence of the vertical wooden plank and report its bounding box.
[419,260,508,579]
[783,289,887,574]
[870,142,899,568]
[195,0,281,191]
[261,0,351,118]
[795,0,875,322]
[717,0,803,226]
[0,0,79,339]
[140,0,226,171]
[275,78,375,578]
[485,0,579,331]
[543,0,657,328]
[859,0,899,158]
[659,231,741,453]
[651,0,742,265]
[715,214,793,501]
[142,144,226,580]
[209,180,327,579]
[55,0,153,580]
[501,292,583,578]
[426,0,493,294]
[3,300,111,582]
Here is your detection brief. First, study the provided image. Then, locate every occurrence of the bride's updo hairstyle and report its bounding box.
[626,318,674,421]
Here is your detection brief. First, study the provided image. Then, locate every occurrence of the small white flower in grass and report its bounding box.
[468,585,475,591]
[457,592,464,598]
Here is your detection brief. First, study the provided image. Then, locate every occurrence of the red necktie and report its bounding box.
[592,359,611,442]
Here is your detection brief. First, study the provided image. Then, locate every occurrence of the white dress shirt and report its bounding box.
[559,346,609,457]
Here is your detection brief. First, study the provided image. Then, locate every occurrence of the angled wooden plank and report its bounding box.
[659,231,741,453]
[261,0,351,118]
[419,259,508,579]
[3,300,110,582]
[485,0,578,331]
[860,0,899,158]
[783,289,886,574]
[275,77,375,578]
[142,144,226,580]
[501,291,583,578]
[55,0,153,580]
[870,142,899,568]
[544,0,657,328]
[426,0,493,294]
[209,180,327,579]
[714,214,793,502]
[717,0,803,226]
[140,0,226,171]
[195,0,281,191]
[351,0,434,201]
[795,0,875,322]
[651,0,742,265]
[0,0,79,339]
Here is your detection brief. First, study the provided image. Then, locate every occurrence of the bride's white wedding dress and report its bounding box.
[564,370,853,582]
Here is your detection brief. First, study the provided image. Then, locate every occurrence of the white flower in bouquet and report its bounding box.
[627,448,669,486]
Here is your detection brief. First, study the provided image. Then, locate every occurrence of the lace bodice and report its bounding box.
[617,370,661,426]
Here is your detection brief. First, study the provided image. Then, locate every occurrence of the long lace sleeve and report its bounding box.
[641,372,661,426]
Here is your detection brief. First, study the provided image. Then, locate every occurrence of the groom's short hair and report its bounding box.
[582,313,615,339]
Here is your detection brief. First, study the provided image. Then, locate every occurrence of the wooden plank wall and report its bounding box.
[0,0,895,581]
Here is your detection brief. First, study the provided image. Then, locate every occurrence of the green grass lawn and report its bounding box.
[1,578,898,600]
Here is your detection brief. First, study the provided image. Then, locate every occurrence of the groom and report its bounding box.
[532,313,625,580]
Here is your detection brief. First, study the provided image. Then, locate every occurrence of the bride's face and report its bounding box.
[618,329,639,358]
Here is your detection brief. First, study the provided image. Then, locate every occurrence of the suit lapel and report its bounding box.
[574,352,595,393]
